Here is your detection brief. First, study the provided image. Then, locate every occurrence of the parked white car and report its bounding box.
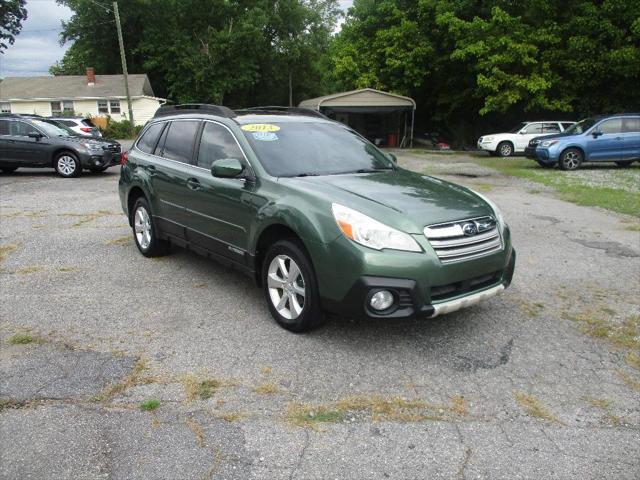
[477,121,575,157]
[49,117,102,138]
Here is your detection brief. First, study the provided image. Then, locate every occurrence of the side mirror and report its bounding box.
[28,132,43,140]
[211,158,245,178]
[388,153,397,163]
[519,130,527,135]
[591,130,603,138]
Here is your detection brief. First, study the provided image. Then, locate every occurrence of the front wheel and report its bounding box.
[131,197,169,257]
[559,148,583,171]
[615,160,634,167]
[262,239,325,332]
[54,152,81,178]
[496,142,513,157]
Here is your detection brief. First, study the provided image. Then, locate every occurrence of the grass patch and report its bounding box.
[185,418,206,447]
[106,235,131,246]
[0,243,19,268]
[91,358,155,403]
[624,224,640,232]
[183,375,226,402]
[617,370,640,391]
[569,311,639,350]
[15,265,45,274]
[215,411,248,422]
[7,333,41,345]
[625,352,640,372]
[287,403,344,429]
[139,399,160,411]
[518,300,545,318]
[57,266,78,273]
[513,391,563,424]
[65,210,119,227]
[582,396,612,409]
[252,381,280,395]
[469,157,640,218]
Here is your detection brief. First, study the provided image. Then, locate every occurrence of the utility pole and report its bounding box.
[113,1,135,136]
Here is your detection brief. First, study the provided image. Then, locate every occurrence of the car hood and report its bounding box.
[531,131,578,143]
[56,136,120,148]
[284,168,494,234]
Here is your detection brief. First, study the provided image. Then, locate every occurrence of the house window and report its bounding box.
[50,100,74,116]
[97,99,122,115]
[0,102,10,113]
[98,100,109,114]
[109,100,121,114]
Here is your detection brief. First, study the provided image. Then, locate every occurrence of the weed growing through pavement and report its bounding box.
[513,391,563,425]
[252,382,280,395]
[139,399,160,411]
[106,235,131,246]
[7,333,43,345]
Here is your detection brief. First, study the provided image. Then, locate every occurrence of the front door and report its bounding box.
[516,122,543,151]
[587,118,624,161]
[7,120,49,166]
[185,120,258,266]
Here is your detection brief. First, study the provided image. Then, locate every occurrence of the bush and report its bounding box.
[101,119,143,139]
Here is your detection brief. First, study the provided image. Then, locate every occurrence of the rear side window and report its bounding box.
[197,122,244,170]
[542,123,560,133]
[561,123,574,130]
[0,120,9,135]
[60,120,75,127]
[622,117,640,133]
[137,122,165,154]
[82,119,95,127]
[598,119,622,134]
[162,121,200,163]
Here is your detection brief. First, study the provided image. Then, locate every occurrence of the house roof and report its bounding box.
[0,74,157,101]
[299,88,416,110]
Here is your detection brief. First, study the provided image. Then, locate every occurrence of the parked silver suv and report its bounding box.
[49,117,102,138]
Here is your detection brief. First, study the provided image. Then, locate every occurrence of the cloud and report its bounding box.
[0,0,73,77]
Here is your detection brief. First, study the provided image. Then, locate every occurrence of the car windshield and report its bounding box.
[508,122,527,133]
[43,120,79,136]
[563,118,596,135]
[31,119,73,137]
[241,121,395,177]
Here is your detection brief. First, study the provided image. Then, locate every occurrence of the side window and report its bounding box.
[137,123,165,154]
[197,122,244,170]
[0,120,10,135]
[598,119,622,134]
[11,121,39,136]
[162,121,200,163]
[622,118,640,133]
[523,123,542,134]
[542,123,560,134]
[561,123,574,131]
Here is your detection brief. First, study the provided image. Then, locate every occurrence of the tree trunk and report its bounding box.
[288,68,293,107]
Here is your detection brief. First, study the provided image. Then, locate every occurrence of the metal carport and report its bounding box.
[299,88,416,147]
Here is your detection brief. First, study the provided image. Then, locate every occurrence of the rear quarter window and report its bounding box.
[622,118,640,133]
[137,122,165,154]
[0,120,9,135]
[162,121,200,163]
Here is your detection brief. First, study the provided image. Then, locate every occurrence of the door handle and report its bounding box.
[186,178,201,190]
[147,164,156,171]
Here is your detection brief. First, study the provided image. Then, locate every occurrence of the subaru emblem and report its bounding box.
[462,222,478,236]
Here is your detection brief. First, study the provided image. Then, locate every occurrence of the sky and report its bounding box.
[0,0,353,78]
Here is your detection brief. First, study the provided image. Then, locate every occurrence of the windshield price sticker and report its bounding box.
[252,132,279,141]
[241,124,280,132]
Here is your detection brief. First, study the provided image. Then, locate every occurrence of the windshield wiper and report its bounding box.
[292,172,321,177]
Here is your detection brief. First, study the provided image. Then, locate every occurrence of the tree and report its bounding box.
[1,0,27,52]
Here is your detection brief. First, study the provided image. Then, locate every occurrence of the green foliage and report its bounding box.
[1,0,27,52]
[139,399,160,411]
[101,119,142,139]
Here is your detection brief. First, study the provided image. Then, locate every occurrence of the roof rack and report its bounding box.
[239,106,328,119]
[154,104,236,119]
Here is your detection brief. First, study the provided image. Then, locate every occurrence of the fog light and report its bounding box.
[370,290,394,311]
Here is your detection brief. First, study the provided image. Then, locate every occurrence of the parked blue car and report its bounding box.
[530,113,640,170]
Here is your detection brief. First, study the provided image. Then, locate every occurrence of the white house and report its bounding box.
[0,68,166,126]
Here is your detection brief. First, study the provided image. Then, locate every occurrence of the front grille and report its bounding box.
[430,271,502,301]
[424,216,502,263]
[397,290,413,308]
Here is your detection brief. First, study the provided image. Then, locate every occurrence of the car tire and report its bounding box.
[262,239,325,333]
[1,167,18,173]
[54,152,81,178]
[615,160,634,167]
[131,197,169,257]
[535,160,554,168]
[497,142,513,157]
[558,148,583,171]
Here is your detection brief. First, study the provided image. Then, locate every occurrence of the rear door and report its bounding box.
[147,119,201,240]
[587,118,624,161]
[621,117,640,160]
[0,119,17,165]
[185,120,257,265]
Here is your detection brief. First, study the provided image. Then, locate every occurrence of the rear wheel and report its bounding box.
[615,160,634,167]
[54,152,81,178]
[559,148,583,171]
[496,141,513,157]
[262,239,324,332]
[1,167,17,173]
[131,197,169,257]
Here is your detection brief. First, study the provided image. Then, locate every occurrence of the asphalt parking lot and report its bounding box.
[1,151,639,479]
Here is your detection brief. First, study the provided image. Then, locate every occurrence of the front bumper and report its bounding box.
[317,231,516,320]
[524,146,537,159]
[477,140,497,152]
[79,149,120,169]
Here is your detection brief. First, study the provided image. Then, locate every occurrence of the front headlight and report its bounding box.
[82,142,103,151]
[540,140,558,147]
[331,203,421,252]
[483,136,494,142]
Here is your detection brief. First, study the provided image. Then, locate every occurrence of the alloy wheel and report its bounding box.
[563,151,580,170]
[57,155,76,176]
[500,144,512,156]
[267,254,306,320]
[134,206,152,250]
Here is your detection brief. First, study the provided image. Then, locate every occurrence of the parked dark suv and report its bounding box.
[119,104,515,332]
[0,114,121,177]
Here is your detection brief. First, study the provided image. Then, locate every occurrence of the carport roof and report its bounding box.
[299,88,416,111]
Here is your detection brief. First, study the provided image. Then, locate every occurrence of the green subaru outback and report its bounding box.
[118,104,515,332]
